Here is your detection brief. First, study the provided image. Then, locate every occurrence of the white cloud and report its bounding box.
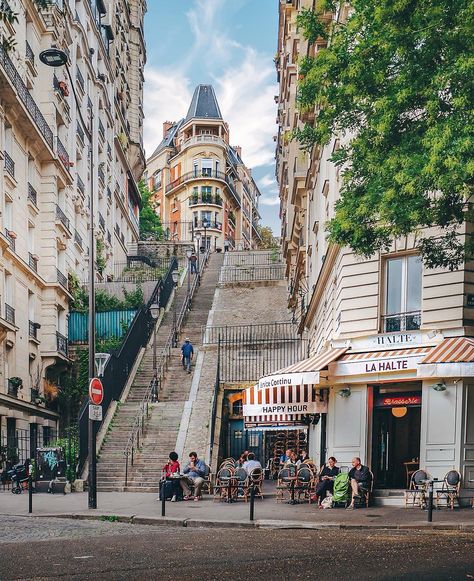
[260,195,280,206]
[258,173,278,188]
[143,68,192,158]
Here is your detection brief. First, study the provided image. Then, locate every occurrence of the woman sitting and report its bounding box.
[315,457,340,505]
[160,451,181,502]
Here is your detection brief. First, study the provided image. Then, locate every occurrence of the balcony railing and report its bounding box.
[77,120,84,144]
[56,204,70,231]
[28,182,38,206]
[98,166,105,184]
[107,186,112,201]
[182,134,227,150]
[28,252,38,272]
[30,387,39,403]
[56,331,68,356]
[76,67,85,91]
[99,212,105,230]
[98,119,105,140]
[5,303,15,325]
[4,151,14,178]
[4,229,16,251]
[165,170,239,202]
[25,40,34,66]
[195,220,222,231]
[56,136,70,170]
[77,175,85,195]
[228,212,236,226]
[107,143,112,158]
[382,311,421,333]
[29,320,38,339]
[107,230,112,245]
[74,229,83,249]
[7,379,18,398]
[56,268,68,290]
[189,195,223,207]
[0,43,54,150]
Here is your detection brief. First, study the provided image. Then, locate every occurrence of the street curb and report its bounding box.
[10,512,474,532]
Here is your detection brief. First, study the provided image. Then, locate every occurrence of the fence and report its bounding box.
[77,256,178,475]
[83,257,171,284]
[203,322,306,383]
[68,309,137,345]
[223,250,282,266]
[219,264,285,283]
[0,426,57,470]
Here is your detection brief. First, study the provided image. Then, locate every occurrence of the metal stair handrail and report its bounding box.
[123,250,210,487]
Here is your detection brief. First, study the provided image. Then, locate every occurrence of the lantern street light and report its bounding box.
[171,269,179,347]
[150,302,160,402]
[39,47,98,510]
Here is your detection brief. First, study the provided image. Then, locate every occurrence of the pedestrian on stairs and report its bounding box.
[189,251,198,274]
[181,338,194,374]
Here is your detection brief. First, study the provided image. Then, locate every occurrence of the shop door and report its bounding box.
[372,406,421,488]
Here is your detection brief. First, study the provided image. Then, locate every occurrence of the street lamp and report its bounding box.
[171,269,179,347]
[149,303,160,402]
[202,218,209,253]
[195,233,201,275]
[40,47,97,510]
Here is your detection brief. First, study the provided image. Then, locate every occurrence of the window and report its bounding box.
[383,255,422,332]
[201,211,211,227]
[201,158,213,177]
[201,186,212,203]
[153,170,161,189]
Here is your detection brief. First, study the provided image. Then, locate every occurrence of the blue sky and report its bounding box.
[144,0,280,232]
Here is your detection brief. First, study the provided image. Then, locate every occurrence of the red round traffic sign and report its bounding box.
[89,377,104,405]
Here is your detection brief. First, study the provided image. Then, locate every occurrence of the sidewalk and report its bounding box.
[1,487,473,531]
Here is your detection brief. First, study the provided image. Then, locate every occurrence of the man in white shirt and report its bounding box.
[242,452,262,475]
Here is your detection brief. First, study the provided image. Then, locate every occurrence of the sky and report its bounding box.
[143,0,280,232]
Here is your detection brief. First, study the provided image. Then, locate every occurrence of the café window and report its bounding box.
[383,255,422,332]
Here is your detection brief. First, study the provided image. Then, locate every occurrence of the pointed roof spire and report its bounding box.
[185,85,223,122]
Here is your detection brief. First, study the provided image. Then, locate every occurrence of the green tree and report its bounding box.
[295,0,474,270]
[1,1,51,50]
[139,180,163,240]
[257,226,278,250]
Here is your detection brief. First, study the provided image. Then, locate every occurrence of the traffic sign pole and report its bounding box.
[88,378,103,510]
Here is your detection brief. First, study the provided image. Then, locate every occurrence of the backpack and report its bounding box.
[321,494,333,509]
[332,472,350,504]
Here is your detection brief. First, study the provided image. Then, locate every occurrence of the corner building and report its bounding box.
[146,85,261,251]
[0,0,146,460]
[275,0,474,500]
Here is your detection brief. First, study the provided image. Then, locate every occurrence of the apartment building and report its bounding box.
[273,0,474,498]
[0,0,146,460]
[145,84,261,251]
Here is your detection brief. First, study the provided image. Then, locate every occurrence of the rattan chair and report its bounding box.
[296,466,314,503]
[234,467,249,501]
[276,467,294,502]
[213,466,235,502]
[436,470,461,509]
[245,467,264,500]
[405,469,429,508]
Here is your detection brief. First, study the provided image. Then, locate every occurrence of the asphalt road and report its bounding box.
[1,516,474,580]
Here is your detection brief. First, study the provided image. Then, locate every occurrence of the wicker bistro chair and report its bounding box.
[276,467,294,503]
[200,464,213,495]
[213,467,235,502]
[245,467,264,500]
[296,466,315,503]
[436,470,461,509]
[234,467,249,501]
[405,469,429,508]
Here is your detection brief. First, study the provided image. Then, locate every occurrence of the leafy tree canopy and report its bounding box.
[257,226,279,250]
[139,180,164,241]
[295,0,474,270]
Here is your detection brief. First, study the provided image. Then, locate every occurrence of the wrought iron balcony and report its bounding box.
[76,67,85,91]
[107,143,112,158]
[107,186,112,201]
[28,252,38,272]
[28,182,38,206]
[7,379,18,397]
[228,212,236,226]
[98,166,105,184]
[55,204,70,231]
[29,320,39,339]
[98,119,105,140]
[189,195,223,207]
[56,268,68,290]
[25,40,34,66]
[56,331,68,356]
[5,303,15,325]
[77,175,85,195]
[0,43,54,150]
[56,136,70,170]
[77,120,85,145]
[382,311,421,333]
[4,229,16,251]
[74,229,83,249]
[99,212,105,230]
[107,230,112,245]
[4,151,14,178]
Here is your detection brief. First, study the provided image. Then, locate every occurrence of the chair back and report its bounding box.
[412,469,428,487]
[445,470,461,487]
[297,467,312,483]
[219,458,235,469]
[234,467,248,483]
[368,469,375,492]
[217,467,234,481]
[278,467,292,483]
[249,468,263,483]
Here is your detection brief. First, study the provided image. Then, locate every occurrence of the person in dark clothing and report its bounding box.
[181,338,194,373]
[189,252,198,274]
[315,457,340,504]
[347,457,372,509]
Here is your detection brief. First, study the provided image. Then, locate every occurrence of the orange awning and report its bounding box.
[421,337,474,364]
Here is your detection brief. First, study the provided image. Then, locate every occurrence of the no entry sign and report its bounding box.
[89,377,104,405]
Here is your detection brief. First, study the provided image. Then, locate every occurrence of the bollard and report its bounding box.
[161,481,166,517]
[427,479,434,523]
[28,464,33,514]
[249,484,255,521]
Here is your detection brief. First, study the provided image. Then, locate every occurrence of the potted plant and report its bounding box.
[9,377,23,389]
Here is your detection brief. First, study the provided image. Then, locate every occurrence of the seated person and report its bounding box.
[315,456,340,503]
[242,452,262,475]
[298,450,310,463]
[163,451,180,478]
[180,452,207,501]
[280,449,291,464]
[159,451,181,502]
[347,457,372,509]
[238,451,249,466]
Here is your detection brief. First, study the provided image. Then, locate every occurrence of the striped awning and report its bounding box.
[257,347,348,390]
[340,347,430,362]
[421,337,474,364]
[243,382,328,430]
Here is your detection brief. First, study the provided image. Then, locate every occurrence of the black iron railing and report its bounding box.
[56,204,70,231]
[219,264,285,283]
[98,212,105,230]
[57,268,68,289]
[77,256,179,476]
[56,136,70,170]
[25,40,34,65]
[4,151,14,177]
[98,166,105,184]
[28,252,38,272]
[0,426,58,467]
[77,120,84,144]
[209,336,221,467]
[107,230,112,245]
[4,229,15,251]
[28,182,37,206]
[189,195,223,207]
[107,186,112,201]
[382,311,422,333]
[76,67,85,91]
[107,143,112,158]
[98,119,105,140]
[74,230,83,249]
[0,43,54,150]
[165,170,241,204]
[77,175,85,195]
[56,331,68,356]
[29,320,38,339]
[7,380,18,397]
[5,303,15,325]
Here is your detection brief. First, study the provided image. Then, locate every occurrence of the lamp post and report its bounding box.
[40,48,97,509]
[186,248,192,298]
[171,269,179,347]
[195,233,201,275]
[202,218,209,253]
[150,303,160,402]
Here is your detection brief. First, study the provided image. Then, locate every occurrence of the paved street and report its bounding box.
[0,515,473,580]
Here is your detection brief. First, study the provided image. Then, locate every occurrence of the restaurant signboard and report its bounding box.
[374,394,422,408]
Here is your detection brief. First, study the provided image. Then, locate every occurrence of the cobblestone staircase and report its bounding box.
[96,253,223,492]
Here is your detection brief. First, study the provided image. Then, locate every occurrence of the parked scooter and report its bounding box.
[8,462,29,494]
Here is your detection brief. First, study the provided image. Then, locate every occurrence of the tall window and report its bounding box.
[384,255,422,332]
[201,186,212,203]
[201,158,213,177]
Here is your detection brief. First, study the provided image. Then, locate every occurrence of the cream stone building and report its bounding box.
[0,0,145,459]
[273,0,474,500]
[145,84,261,251]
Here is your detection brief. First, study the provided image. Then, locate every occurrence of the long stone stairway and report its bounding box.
[96,253,223,492]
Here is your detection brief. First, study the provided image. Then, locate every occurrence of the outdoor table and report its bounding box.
[286,477,299,505]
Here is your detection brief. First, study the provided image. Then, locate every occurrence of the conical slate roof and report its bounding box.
[185,85,223,122]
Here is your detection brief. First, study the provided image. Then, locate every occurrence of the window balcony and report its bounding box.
[76,67,85,92]
[7,379,18,398]
[98,212,105,231]
[4,151,14,178]
[55,204,71,232]
[5,303,15,325]
[28,252,38,272]
[25,40,35,67]
[382,311,421,333]
[56,331,68,356]
[98,119,105,141]
[56,136,70,171]
[56,268,68,290]
[98,166,105,185]
[4,229,16,252]
[189,194,223,207]
[29,320,40,340]
[77,175,85,196]
[77,120,85,146]
[28,182,38,206]
[74,229,83,250]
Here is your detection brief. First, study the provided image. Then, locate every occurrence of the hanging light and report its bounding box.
[392,407,408,418]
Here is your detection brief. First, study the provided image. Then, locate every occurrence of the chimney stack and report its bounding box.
[234,146,242,158]
[163,121,174,137]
